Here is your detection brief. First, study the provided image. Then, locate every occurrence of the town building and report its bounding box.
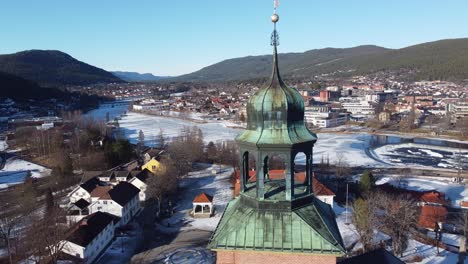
[447,101,468,121]
[127,169,152,202]
[418,205,448,231]
[62,212,119,263]
[67,177,105,203]
[304,105,348,128]
[133,99,169,111]
[209,9,344,263]
[88,181,140,226]
[141,157,162,174]
[341,98,376,118]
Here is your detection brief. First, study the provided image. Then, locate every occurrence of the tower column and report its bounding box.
[306,152,313,194]
[285,152,294,200]
[240,150,247,192]
[256,151,265,200]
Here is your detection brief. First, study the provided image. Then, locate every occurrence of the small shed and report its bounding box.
[192,192,213,218]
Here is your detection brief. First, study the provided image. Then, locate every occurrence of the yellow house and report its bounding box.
[141,158,161,174]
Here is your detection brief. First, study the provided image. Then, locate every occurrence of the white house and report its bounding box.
[66,198,91,225]
[67,177,103,203]
[62,212,118,263]
[313,177,335,208]
[98,171,130,185]
[127,169,152,202]
[89,182,140,226]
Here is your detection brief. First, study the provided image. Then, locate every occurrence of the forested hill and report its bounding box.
[0,50,123,86]
[0,71,68,100]
[174,38,468,82]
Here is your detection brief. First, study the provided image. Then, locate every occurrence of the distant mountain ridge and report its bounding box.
[112,71,170,82]
[174,38,468,82]
[0,50,123,86]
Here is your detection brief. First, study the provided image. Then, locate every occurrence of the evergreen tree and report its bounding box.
[206,141,218,163]
[45,188,55,213]
[138,130,145,147]
[359,170,375,195]
[62,154,73,176]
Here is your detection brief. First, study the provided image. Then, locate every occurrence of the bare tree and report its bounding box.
[157,128,165,149]
[379,194,418,257]
[0,213,22,264]
[167,126,204,177]
[146,159,178,216]
[457,211,468,263]
[24,208,68,264]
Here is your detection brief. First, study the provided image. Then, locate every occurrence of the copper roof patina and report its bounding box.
[209,3,344,257]
[235,44,317,148]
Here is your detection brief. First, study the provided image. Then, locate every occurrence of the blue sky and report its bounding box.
[1,0,467,76]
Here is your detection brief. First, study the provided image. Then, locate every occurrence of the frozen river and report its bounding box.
[86,102,468,169]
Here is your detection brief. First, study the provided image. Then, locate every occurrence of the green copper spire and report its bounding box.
[209,3,345,257]
[236,14,316,149]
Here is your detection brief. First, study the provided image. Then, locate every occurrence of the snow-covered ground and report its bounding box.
[311,133,383,167]
[115,112,385,167]
[156,164,233,233]
[0,157,50,189]
[95,222,143,264]
[0,140,7,151]
[402,238,460,264]
[118,112,240,145]
[377,176,468,208]
[374,143,468,170]
[333,203,461,263]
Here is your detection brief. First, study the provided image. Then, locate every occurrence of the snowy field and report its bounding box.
[118,112,240,146]
[115,112,385,167]
[0,157,50,189]
[155,164,233,233]
[377,176,468,208]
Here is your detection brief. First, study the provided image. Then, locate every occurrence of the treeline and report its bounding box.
[173,38,468,82]
[0,71,103,111]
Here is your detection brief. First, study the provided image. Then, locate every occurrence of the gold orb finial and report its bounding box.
[271,13,279,23]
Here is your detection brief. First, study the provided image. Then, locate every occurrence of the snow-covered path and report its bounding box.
[158,164,234,233]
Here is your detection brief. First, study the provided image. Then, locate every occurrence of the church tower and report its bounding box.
[208,2,345,264]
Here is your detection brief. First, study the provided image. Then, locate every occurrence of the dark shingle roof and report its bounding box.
[339,248,404,264]
[80,177,104,193]
[135,169,152,182]
[108,182,140,206]
[67,212,115,247]
[74,199,90,210]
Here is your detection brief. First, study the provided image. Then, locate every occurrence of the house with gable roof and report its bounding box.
[127,169,152,202]
[67,177,106,204]
[61,212,119,263]
[88,182,140,226]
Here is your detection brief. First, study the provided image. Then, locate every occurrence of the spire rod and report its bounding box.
[270,0,282,85]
